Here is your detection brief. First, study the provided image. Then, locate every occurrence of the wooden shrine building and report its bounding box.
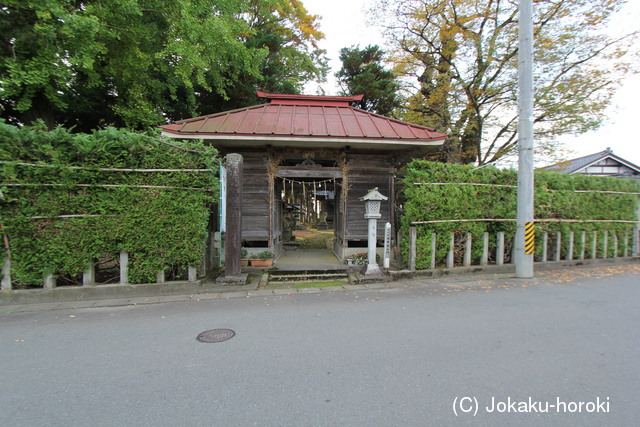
[160,91,447,261]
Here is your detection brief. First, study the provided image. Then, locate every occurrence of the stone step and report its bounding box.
[268,270,349,283]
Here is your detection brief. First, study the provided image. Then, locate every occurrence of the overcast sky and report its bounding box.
[301,0,640,166]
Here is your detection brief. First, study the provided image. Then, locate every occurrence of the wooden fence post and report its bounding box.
[44,273,56,289]
[2,258,11,291]
[188,266,197,282]
[592,231,598,259]
[496,232,504,266]
[554,231,561,262]
[447,232,454,269]
[603,230,608,259]
[566,231,574,261]
[120,251,129,284]
[481,232,489,266]
[463,233,472,267]
[542,232,548,262]
[83,260,95,286]
[396,230,403,267]
[635,197,640,257]
[430,233,436,270]
[580,231,586,260]
[409,226,416,271]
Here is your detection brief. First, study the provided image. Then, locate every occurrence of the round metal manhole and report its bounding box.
[196,329,236,343]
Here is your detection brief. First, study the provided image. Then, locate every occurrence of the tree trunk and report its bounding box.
[23,92,55,130]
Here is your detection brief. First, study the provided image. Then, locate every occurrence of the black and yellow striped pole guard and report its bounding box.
[525,222,535,255]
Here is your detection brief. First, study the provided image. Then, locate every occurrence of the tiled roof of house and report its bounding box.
[541,148,640,176]
[542,149,613,174]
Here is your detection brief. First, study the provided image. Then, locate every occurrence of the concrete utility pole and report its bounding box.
[515,0,535,278]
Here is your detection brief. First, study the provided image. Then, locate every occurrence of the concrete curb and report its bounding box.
[1,257,638,313]
[389,256,639,281]
[0,273,262,307]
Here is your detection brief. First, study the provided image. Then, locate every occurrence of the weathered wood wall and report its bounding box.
[240,153,270,242]
[220,148,398,260]
[344,171,394,240]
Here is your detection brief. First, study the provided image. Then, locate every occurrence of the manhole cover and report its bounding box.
[196,329,235,343]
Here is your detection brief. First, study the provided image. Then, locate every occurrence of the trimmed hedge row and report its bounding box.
[400,160,639,269]
[0,122,219,287]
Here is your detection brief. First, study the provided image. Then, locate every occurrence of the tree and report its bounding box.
[335,45,401,116]
[181,0,329,116]
[372,0,639,165]
[0,0,327,131]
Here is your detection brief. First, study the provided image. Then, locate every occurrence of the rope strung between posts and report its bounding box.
[0,161,212,172]
[282,178,335,186]
[3,183,214,191]
[413,182,640,195]
[410,218,639,225]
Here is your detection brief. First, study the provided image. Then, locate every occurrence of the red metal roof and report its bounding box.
[160,92,447,144]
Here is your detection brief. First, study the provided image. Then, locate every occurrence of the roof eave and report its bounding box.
[160,131,446,149]
[160,131,447,145]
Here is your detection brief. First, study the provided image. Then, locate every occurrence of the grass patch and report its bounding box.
[295,228,334,249]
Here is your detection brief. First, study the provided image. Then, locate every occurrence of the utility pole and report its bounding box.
[515,0,535,278]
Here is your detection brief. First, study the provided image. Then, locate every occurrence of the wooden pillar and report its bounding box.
[225,154,243,277]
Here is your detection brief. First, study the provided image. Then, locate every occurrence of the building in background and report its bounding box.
[542,148,640,179]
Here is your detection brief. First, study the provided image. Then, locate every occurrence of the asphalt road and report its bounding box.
[1,269,639,426]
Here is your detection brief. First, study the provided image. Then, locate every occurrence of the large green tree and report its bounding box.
[373,0,639,165]
[336,44,401,116]
[0,0,326,131]
[173,0,329,117]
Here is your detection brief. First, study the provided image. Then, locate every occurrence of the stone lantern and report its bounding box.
[359,187,388,275]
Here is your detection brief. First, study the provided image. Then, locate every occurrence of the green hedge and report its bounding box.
[400,160,639,269]
[0,122,218,286]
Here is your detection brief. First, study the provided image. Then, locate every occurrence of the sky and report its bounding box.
[301,0,640,167]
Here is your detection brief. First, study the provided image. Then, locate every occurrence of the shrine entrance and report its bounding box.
[160,90,448,274]
[275,159,343,264]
